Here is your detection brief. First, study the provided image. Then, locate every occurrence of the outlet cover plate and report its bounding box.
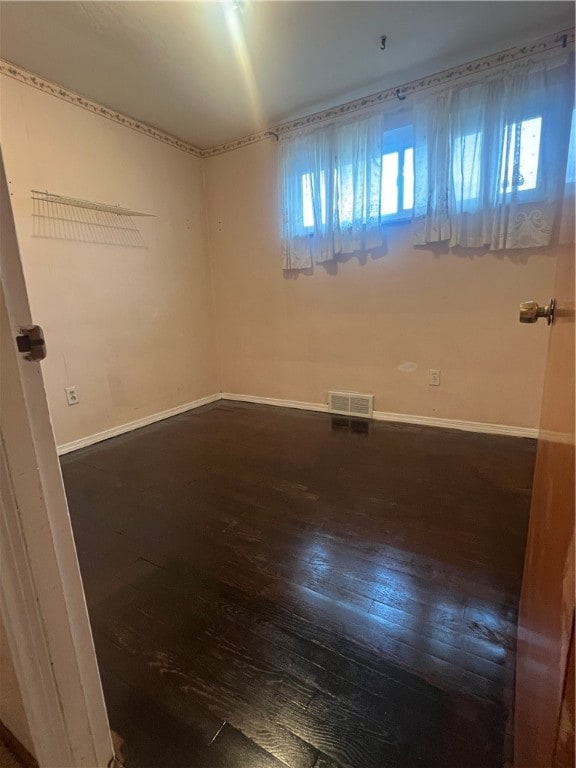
[65,386,79,405]
[429,369,441,386]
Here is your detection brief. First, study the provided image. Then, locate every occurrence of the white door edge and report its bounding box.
[0,150,113,767]
[0,438,75,767]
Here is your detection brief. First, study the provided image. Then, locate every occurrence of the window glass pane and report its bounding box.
[381,152,399,215]
[501,116,542,192]
[302,174,314,227]
[302,129,416,228]
[403,147,414,210]
[518,117,542,191]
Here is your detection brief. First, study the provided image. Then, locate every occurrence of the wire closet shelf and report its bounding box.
[31,190,155,247]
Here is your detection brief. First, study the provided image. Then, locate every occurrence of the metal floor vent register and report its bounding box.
[328,391,374,418]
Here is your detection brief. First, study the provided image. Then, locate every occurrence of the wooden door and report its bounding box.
[0,152,113,765]
[514,242,575,767]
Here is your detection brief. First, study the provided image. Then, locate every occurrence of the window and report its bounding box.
[500,116,542,193]
[281,55,573,267]
[452,116,543,205]
[299,124,415,231]
[412,60,574,250]
[380,125,414,219]
[296,115,546,236]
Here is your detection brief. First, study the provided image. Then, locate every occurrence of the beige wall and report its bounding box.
[0,75,219,448]
[205,140,556,429]
[0,74,557,439]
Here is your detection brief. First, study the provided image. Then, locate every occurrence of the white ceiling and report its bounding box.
[0,1,573,148]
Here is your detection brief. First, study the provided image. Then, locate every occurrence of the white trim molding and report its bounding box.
[221,393,538,439]
[57,391,538,456]
[57,393,221,455]
[370,410,538,439]
[221,392,330,414]
[1,27,573,159]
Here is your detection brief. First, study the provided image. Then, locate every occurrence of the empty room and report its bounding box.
[0,2,574,768]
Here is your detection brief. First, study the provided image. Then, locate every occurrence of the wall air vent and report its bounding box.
[328,391,374,418]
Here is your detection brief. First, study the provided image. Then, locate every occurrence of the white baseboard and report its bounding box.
[370,410,538,438]
[221,392,330,414]
[58,390,538,455]
[56,393,221,455]
[221,392,538,439]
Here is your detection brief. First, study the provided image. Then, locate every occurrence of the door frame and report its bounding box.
[0,150,113,767]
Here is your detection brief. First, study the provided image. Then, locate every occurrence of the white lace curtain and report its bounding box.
[413,54,574,249]
[279,113,388,270]
[279,52,574,268]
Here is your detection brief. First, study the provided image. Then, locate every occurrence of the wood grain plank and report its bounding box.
[63,401,534,768]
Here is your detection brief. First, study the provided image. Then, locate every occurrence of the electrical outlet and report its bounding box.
[429,369,441,386]
[65,386,79,405]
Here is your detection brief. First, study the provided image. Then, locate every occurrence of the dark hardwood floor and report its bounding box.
[61,401,536,768]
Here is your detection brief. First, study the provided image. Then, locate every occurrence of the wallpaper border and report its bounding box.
[0,59,203,158]
[1,27,573,159]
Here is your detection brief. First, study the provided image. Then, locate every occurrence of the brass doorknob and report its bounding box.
[519,299,555,325]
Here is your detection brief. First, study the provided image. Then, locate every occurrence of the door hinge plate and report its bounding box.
[16,325,47,361]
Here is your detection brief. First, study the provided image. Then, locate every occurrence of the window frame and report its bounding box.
[300,171,326,233]
[379,124,414,223]
[498,113,544,204]
[297,123,416,234]
[455,104,552,212]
